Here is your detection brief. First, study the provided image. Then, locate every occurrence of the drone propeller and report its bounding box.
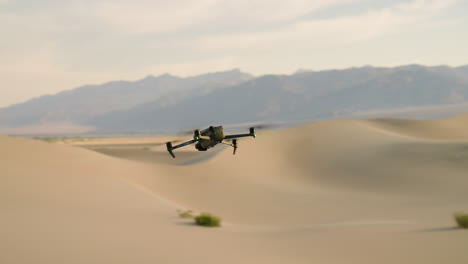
[251,122,283,130]
[176,129,197,136]
[224,122,283,134]
[165,138,186,145]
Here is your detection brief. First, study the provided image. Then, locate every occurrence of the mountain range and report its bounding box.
[1,65,468,135]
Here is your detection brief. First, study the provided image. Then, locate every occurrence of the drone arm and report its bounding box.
[224,127,256,140]
[166,139,197,158]
[173,139,197,150]
[224,134,252,139]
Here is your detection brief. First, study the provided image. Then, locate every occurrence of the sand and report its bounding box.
[1,115,468,264]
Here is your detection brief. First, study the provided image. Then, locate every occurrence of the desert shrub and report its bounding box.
[177,210,194,219]
[194,213,221,227]
[454,212,468,229]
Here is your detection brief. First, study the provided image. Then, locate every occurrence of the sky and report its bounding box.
[1,0,467,107]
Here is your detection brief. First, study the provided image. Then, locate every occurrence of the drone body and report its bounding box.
[166,126,256,158]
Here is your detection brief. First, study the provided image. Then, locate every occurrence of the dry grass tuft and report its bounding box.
[177,210,195,219]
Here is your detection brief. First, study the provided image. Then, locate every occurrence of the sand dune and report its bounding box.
[2,115,468,264]
[367,114,468,140]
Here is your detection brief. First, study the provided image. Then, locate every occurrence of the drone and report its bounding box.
[166,126,256,158]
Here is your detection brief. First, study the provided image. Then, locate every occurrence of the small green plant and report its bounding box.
[194,213,221,227]
[177,209,194,219]
[454,212,468,229]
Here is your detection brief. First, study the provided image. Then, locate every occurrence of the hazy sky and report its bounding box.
[1,0,467,107]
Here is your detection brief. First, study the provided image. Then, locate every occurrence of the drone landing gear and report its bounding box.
[166,142,175,158]
[221,139,238,155]
[232,139,238,155]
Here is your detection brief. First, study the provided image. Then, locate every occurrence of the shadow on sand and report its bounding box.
[413,226,460,233]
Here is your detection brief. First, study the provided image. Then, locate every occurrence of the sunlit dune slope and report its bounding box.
[0,137,281,264]
[129,116,468,228]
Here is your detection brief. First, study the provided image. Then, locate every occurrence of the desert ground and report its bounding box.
[2,115,468,264]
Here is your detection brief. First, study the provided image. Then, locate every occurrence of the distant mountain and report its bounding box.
[90,65,468,133]
[0,69,253,128]
[456,65,468,77]
[1,65,468,135]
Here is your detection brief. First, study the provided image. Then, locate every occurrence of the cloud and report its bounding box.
[92,0,359,34]
[93,0,217,34]
[198,0,459,50]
